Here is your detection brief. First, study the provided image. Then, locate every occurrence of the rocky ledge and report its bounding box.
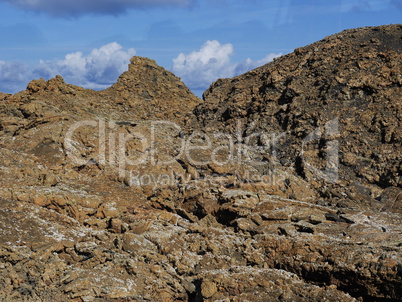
[0,24,401,301]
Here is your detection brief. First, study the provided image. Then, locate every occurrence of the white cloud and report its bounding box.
[0,41,280,95]
[234,53,281,75]
[172,40,281,91]
[0,60,28,82]
[172,40,235,90]
[34,42,136,89]
[1,0,194,17]
[0,60,31,93]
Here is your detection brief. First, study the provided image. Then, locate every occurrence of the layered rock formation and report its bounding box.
[0,25,401,301]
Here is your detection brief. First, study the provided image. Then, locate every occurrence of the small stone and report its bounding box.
[129,221,152,234]
[201,280,217,298]
[102,202,119,218]
[75,241,98,254]
[32,195,50,207]
[182,279,196,293]
[84,218,108,229]
[109,218,124,233]
[122,233,157,254]
[309,215,323,225]
[52,196,67,207]
[235,218,258,232]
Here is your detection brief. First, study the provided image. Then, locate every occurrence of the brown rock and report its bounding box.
[109,218,125,233]
[201,280,217,298]
[193,24,402,208]
[0,25,401,302]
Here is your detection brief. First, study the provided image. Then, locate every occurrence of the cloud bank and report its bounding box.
[0,42,135,93]
[34,42,136,89]
[172,40,235,90]
[0,41,280,95]
[0,61,30,93]
[172,40,281,91]
[1,0,193,17]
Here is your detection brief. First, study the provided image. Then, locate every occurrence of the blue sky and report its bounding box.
[0,0,401,96]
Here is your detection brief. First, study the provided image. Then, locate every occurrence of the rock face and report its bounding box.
[104,56,200,124]
[194,24,402,210]
[0,25,401,302]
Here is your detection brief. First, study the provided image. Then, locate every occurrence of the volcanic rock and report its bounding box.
[192,24,402,211]
[0,25,401,302]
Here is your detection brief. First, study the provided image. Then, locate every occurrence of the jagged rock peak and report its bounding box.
[26,75,82,95]
[2,56,201,123]
[109,56,197,97]
[104,55,201,123]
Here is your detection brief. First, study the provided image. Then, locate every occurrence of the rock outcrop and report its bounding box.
[192,24,402,211]
[104,56,201,124]
[0,25,401,302]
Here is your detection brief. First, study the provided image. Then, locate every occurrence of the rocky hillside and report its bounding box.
[0,25,401,301]
[193,24,402,210]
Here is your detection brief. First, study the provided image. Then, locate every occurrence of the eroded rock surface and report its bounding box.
[193,24,402,211]
[0,25,401,302]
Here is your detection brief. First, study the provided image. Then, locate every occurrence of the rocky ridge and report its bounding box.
[0,24,401,301]
[193,24,402,210]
